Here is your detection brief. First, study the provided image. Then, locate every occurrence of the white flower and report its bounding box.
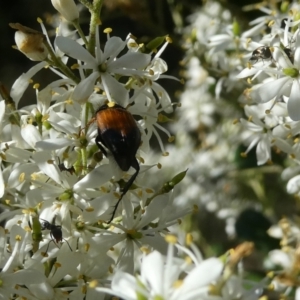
[51,0,79,22]
[56,29,151,105]
[94,242,224,300]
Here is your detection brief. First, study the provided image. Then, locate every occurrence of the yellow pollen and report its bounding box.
[173,279,183,288]
[37,17,43,23]
[129,42,138,48]
[71,64,79,69]
[15,235,22,241]
[85,207,94,212]
[33,83,40,89]
[165,234,177,244]
[65,99,73,105]
[24,226,31,233]
[185,233,193,246]
[290,153,296,159]
[107,101,116,108]
[168,136,175,142]
[89,280,98,288]
[166,36,172,43]
[104,28,112,33]
[240,152,247,158]
[268,20,275,27]
[185,256,192,264]
[85,244,90,252]
[162,152,169,156]
[31,172,38,180]
[140,246,151,254]
[19,173,25,183]
[81,285,87,294]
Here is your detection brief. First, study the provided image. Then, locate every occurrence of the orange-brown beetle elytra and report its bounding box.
[95,102,141,223]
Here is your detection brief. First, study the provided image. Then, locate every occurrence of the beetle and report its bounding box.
[249,46,272,64]
[40,218,72,255]
[95,102,141,223]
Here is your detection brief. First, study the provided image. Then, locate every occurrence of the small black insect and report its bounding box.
[95,102,141,223]
[283,47,294,64]
[249,46,272,64]
[57,157,75,175]
[40,218,72,255]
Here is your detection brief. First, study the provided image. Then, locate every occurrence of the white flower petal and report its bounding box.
[10,62,47,107]
[74,164,113,190]
[7,163,38,188]
[32,151,63,184]
[72,71,99,103]
[0,100,5,129]
[109,52,151,70]
[287,79,300,121]
[101,73,129,105]
[36,138,73,150]
[177,258,223,294]
[294,30,300,69]
[12,269,54,300]
[111,271,137,300]
[268,250,291,269]
[141,251,164,294]
[152,82,173,113]
[0,161,4,198]
[103,36,126,62]
[250,77,290,103]
[236,67,259,79]
[56,36,96,66]
[287,174,300,194]
[21,124,42,148]
[256,135,271,165]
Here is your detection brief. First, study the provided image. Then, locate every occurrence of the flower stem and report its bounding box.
[72,19,89,47]
[87,0,104,56]
[43,40,80,84]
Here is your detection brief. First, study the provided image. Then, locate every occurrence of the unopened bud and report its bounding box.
[10,23,48,61]
[51,0,79,22]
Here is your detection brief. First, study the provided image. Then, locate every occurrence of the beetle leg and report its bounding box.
[107,158,140,224]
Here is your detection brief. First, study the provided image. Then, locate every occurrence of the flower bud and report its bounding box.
[51,0,79,22]
[10,23,48,61]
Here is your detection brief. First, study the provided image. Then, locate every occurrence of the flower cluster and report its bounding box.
[4,0,300,299]
[0,0,189,298]
[156,0,300,298]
